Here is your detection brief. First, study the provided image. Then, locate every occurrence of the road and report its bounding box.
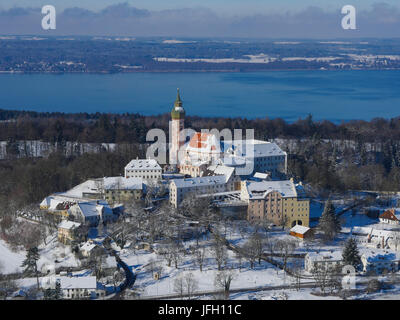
[102,238,136,298]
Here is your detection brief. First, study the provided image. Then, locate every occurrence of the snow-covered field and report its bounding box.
[0,239,25,274]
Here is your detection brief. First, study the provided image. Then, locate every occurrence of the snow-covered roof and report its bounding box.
[380,209,400,221]
[244,180,298,199]
[221,139,286,158]
[306,251,343,262]
[80,241,97,252]
[59,276,97,290]
[58,220,81,230]
[290,225,310,235]
[40,196,78,211]
[77,202,103,218]
[103,176,143,190]
[253,172,270,180]
[360,249,400,263]
[352,226,400,238]
[171,174,230,189]
[61,179,102,198]
[205,164,235,180]
[125,159,161,171]
[185,132,222,154]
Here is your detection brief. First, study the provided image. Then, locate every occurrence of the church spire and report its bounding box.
[171,88,185,119]
[174,88,183,108]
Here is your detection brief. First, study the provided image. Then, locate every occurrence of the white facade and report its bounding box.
[125,159,162,180]
[59,276,105,299]
[169,173,238,208]
[361,250,400,274]
[304,251,343,273]
[182,137,287,177]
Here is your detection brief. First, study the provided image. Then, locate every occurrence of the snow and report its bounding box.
[290,225,310,235]
[0,239,25,274]
[58,220,80,230]
[60,276,97,289]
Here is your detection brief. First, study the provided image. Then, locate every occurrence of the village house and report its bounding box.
[68,201,115,227]
[243,179,310,228]
[360,250,400,274]
[57,220,81,245]
[304,251,343,273]
[379,209,400,225]
[124,158,162,180]
[58,276,105,299]
[80,241,103,258]
[352,226,400,251]
[40,195,77,218]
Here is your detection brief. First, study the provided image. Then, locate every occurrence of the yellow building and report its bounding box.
[39,196,75,218]
[103,176,143,204]
[57,220,81,245]
[242,179,309,228]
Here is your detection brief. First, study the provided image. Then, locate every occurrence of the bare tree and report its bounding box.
[212,233,227,271]
[214,269,236,300]
[242,239,259,269]
[235,251,243,271]
[291,259,303,291]
[173,275,185,299]
[87,249,107,279]
[165,240,184,269]
[312,265,332,295]
[391,233,400,251]
[184,272,199,300]
[192,245,207,272]
[275,239,297,272]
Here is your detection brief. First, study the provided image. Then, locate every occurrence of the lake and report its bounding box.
[0,70,399,123]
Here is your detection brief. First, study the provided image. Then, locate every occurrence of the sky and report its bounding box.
[0,1,399,37]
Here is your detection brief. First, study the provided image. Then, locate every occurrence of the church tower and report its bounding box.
[170,88,185,166]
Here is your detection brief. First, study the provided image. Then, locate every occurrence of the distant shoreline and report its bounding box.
[0,68,400,75]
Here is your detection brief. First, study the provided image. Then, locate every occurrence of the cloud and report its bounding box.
[0,2,399,37]
[99,2,150,18]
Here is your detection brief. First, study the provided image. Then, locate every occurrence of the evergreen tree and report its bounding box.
[342,238,361,270]
[318,200,341,241]
[21,247,40,290]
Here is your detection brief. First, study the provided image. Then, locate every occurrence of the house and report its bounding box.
[361,250,400,274]
[80,241,102,258]
[103,176,143,204]
[57,220,81,245]
[290,225,313,240]
[243,179,310,228]
[68,201,115,227]
[40,196,77,218]
[379,209,400,225]
[304,251,343,273]
[59,276,105,299]
[124,158,162,180]
[352,226,400,250]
